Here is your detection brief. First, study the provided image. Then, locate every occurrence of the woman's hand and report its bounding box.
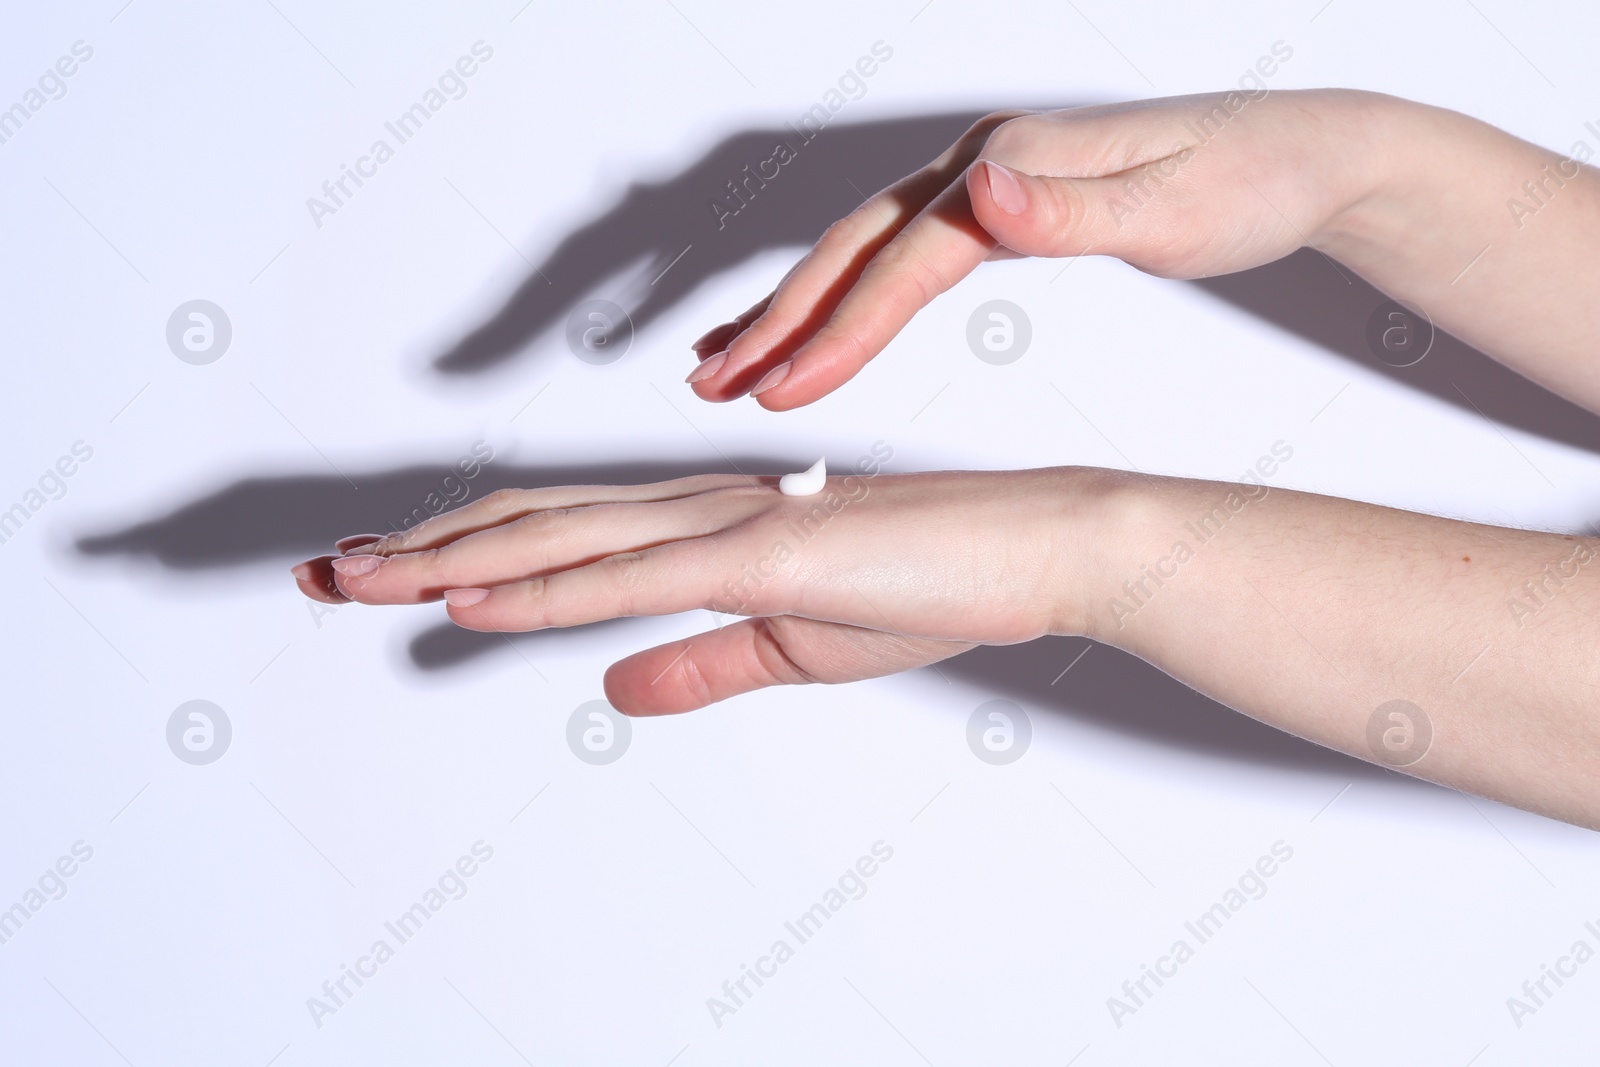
[292,463,1600,825]
[685,87,1394,409]
[689,87,1600,416]
[290,468,1113,715]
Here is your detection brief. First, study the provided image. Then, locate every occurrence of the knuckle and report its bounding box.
[980,113,1042,158]
[868,243,945,306]
[820,210,872,250]
[515,576,549,625]
[480,487,518,508]
[981,118,1025,157]
[677,652,716,707]
[514,505,572,531]
[813,320,876,370]
[973,109,1032,141]
[1053,177,1087,229]
[603,551,650,612]
[479,488,526,516]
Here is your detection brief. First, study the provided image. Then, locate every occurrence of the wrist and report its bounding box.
[1043,466,1159,641]
[1300,89,1427,254]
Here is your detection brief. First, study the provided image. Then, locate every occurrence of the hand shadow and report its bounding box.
[77,454,1410,784]
[434,108,1014,375]
[439,106,1600,455]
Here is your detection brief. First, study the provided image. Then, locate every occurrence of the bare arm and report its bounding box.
[1073,468,1600,829]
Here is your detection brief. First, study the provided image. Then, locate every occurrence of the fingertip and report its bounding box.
[443,601,490,631]
[604,648,704,716]
[293,556,352,604]
[603,659,674,716]
[691,321,739,352]
[441,588,493,626]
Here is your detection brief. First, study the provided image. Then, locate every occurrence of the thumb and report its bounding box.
[603,618,813,716]
[968,158,1147,260]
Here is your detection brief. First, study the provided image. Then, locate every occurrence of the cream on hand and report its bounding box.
[778,458,826,496]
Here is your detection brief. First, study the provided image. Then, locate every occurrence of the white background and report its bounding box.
[2,0,1598,1063]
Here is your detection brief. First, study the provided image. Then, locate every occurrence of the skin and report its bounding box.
[295,89,1600,828]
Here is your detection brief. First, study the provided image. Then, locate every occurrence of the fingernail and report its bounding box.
[331,554,382,577]
[443,587,491,607]
[982,160,1027,215]
[686,350,728,384]
[692,322,736,349]
[335,534,384,553]
[290,562,316,581]
[750,361,792,396]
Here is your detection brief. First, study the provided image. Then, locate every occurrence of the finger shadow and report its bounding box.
[73,455,788,570]
[433,107,1011,375]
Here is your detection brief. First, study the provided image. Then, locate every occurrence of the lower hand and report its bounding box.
[291,468,1110,714]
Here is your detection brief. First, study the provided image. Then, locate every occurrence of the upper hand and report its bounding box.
[686,88,1389,409]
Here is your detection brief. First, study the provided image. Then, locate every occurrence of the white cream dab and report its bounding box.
[778,457,826,496]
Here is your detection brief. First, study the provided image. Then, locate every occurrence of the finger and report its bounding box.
[606,617,815,714]
[691,112,1025,403]
[351,475,759,557]
[333,491,767,605]
[690,291,773,354]
[966,158,1155,260]
[605,617,973,715]
[291,555,352,604]
[746,178,997,409]
[441,536,752,632]
[335,533,384,553]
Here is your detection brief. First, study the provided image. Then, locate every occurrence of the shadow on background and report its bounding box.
[435,109,1008,374]
[440,107,1600,454]
[412,616,1398,783]
[75,457,784,570]
[1192,253,1600,454]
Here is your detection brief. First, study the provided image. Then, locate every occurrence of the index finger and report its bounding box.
[745,177,998,409]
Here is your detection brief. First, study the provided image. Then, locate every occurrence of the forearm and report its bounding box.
[1059,468,1600,828]
[1312,92,1600,408]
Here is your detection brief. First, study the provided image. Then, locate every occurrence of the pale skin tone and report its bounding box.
[295,89,1600,829]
